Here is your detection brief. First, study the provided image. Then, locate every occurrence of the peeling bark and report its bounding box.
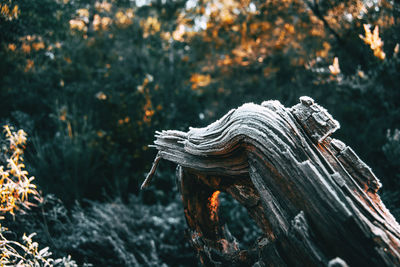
[144,97,400,266]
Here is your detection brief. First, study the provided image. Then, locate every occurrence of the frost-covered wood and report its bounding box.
[144,96,400,266]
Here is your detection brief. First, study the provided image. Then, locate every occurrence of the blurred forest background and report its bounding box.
[0,0,400,265]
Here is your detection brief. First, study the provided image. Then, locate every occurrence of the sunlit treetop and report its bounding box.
[174,0,397,89]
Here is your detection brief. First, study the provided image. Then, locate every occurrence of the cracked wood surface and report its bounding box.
[145,96,400,266]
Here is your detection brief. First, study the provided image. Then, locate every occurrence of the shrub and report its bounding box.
[7,193,197,266]
[0,125,77,266]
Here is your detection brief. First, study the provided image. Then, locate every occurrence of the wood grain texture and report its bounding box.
[145,97,400,266]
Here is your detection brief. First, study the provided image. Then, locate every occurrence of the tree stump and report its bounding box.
[143,97,400,266]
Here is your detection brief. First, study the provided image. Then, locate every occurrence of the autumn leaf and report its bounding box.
[329,57,340,75]
[190,73,211,89]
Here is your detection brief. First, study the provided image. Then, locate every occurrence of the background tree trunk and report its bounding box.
[144,96,400,266]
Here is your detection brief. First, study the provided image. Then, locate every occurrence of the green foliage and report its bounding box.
[28,107,106,203]
[383,129,400,172]
[381,129,400,219]
[1,0,203,203]
[6,194,197,266]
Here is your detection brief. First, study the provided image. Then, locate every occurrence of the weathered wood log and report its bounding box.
[144,96,400,266]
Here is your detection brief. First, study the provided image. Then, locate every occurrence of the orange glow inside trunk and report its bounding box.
[208,190,220,221]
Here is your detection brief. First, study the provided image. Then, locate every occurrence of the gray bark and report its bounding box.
[144,96,400,266]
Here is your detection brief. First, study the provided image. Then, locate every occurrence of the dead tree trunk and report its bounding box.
[143,97,400,266]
